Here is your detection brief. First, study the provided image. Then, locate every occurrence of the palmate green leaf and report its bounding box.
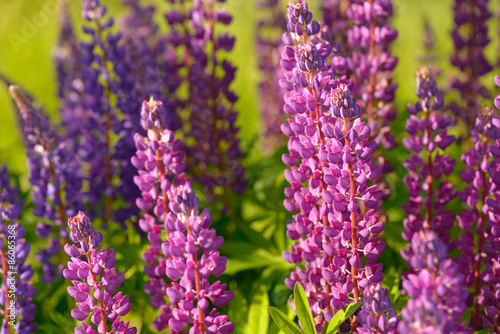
[294,284,316,334]
[326,301,363,334]
[269,307,303,334]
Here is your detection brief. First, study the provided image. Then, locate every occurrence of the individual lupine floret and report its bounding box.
[181,0,246,203]
[455,77,500,330]
[0,166,38,334]
[131,98,185,331]
[280,3,389,330]
[401,67,456,248]
[8,85,83,284]
[399,231,470,333]
[163,180,234,333]
[257,0,287,151]
[355,283,398,334]
[450,0,492,130]
[346,0,398,202]
[63,211,137,334]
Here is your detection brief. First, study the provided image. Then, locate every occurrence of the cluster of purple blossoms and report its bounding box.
[8,85,83,284]
[0,166,37,334]
[450,0,492,129]
[165,0,245,202]
[401,67,455,248]
[454,78,500,330]
[63,211,136,334]
[399,231,470,334]
[133,98,234,333]
[346,0,398,201]
[321,0,349,55]
[355,283,398,334]
[399,67,470,333]
[257,0,287,151]
[280,2,389,331]
[132,99,185,330]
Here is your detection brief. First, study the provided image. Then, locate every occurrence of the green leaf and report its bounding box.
[269,307,303,334]
[343,301,363,319]
[293,284,316,334]
[326,301,363,334]
[221,241,286,274]
[473,330,491,334]
[325,309,345,334]
[320,321,330,334]
[245,284,270,334]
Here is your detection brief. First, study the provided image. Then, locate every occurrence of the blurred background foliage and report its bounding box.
[1,0,500,333]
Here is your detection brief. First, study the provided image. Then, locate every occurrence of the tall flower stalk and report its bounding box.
[133,98,234,333]
[182,0,246,203]
[8,85,83,284]
[0,166,38,333]
[450,0,492,130]
[280,2,389,331]
[399,67,469,333]
[346,0,398,203]
[63,211,137,334]
[454,77,500,330]
[257,0,287,151]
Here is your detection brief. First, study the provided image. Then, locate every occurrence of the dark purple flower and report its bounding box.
[9,85,83,284]
[449,0,492,130]
[0,166,38,334]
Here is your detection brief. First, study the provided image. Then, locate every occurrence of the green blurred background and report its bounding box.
[1,0,500,332]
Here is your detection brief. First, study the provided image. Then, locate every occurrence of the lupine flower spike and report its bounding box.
[281,2,391,331]
[0,166,38,333]
[454,77,500,330]
[399,67,470,333]
[9,85,83,284]
[132,98,185,331]
[257,0,287,151]
[133,98,234,333]
[64,211,137,334]
[450,0,492,129]
[346,0,399,204]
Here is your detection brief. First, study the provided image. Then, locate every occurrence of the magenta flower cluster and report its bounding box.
[280,2,388,331]
[63,211,136,334]
[133,99,233,333]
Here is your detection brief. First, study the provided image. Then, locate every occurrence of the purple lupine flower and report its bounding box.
[63,211,137,334]
[401,67,455,249]
[450,0,492,129]
[454,78,500,330]
[132,99,185,331]
[132,98,234,333]
[280,3,388,330]
[355,283,398,334]
[399,260,470,334]
[257,0,287,151]
[399,68,470,333]
[321,0,349,55]
[346,0,398,202]
[164,179,234,333]
[177,0,246,202]
[78,0,119,223]
[8,85,83,284]
[0,166,38,333]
